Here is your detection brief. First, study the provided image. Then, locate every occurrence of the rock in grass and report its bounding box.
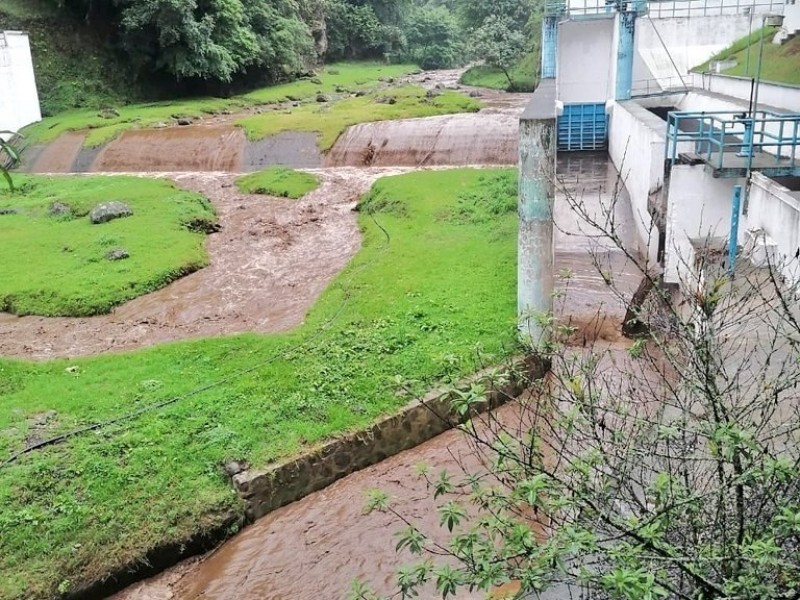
[310,77,323,85]
[316,93,331,103]
[48,202,71,217]
[90,201,133,224]
[0,207,17,215]
[375,96,397,105]
[105,248,130,261]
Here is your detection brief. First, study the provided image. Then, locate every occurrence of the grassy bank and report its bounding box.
[21,63,419,148]
[0,176,214,317]
[235,167,320,198]
[0,169,520,600]
[693,28,800,85]
[460,53,538,92]
[237,85,482,151]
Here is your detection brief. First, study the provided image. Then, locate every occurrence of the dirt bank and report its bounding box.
[0,168,407,359]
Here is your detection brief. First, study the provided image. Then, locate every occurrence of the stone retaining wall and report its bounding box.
[233,355,547,520]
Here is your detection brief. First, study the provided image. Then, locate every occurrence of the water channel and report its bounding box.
[110,154,641,600]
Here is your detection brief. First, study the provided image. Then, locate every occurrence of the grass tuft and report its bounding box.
[0,169,520,599]
[0,175,215,316]
[235,167,320,198]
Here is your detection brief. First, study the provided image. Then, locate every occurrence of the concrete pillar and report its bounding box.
[615,11,636,101]
[518,82,557,348]
[541,17,559,80]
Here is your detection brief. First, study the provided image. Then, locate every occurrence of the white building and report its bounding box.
[0,31,42,137]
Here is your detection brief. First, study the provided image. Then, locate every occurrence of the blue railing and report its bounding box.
[545,0,784,18]
[665,110,800,171]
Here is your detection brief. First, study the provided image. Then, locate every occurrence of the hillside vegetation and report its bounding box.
[2,0,540,119]
[0,0,138,116]
[693,26,800,85]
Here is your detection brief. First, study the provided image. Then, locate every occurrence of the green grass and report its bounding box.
[693,27,800,86]
[0,168,520,600]
[235,167,320,198]
[237,85,482,151]
[0,175,215,317]
[21,63,419,148]
[460,53,539,92]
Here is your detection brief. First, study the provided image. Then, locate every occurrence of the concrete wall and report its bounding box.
[0,32,41,136]
[636,15,755,84]
[689,72,800,112]
[780,1,800,34]
[608,101,667,263]
[558,17,616,103]
[664,164,744,282]
[233,358,546,521]
[748,172,800,282]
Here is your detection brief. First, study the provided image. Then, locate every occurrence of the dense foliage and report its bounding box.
[38,0,539,90]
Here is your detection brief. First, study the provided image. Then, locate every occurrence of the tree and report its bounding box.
[403,6,464,69]
[355,179,800,599]
[471,15,527,88]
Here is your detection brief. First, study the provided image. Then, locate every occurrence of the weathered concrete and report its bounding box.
[232,357,547,521]
[518,81,557,347]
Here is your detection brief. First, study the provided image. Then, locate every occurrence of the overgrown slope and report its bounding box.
[693,26,800,85]
[0,0,138,116]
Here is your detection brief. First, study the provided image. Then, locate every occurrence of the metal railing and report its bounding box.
[545,0,784,18]
[630,76,689,96]
[665,110,800,170]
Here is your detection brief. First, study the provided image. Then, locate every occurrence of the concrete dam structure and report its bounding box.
[519,0,800,335]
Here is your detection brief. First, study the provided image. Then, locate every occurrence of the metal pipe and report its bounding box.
[729,185,743,276]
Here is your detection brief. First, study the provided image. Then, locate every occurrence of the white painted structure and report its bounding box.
[0,31,41,136]
[558,18,617,103]
[690,72,800,111]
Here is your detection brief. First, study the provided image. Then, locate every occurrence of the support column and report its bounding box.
[615,10,636,101]
[541,16,559,80]
[519,85,557,349]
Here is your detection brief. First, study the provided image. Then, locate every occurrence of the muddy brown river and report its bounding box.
[109,154,641,600]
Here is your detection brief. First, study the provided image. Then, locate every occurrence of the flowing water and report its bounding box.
[110,154,642,600]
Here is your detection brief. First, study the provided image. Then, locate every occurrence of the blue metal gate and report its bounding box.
[558,103,608,151]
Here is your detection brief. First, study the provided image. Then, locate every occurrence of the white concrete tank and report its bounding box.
[0,31,42,137]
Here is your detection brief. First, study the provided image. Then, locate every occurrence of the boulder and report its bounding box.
[426,89,441,98]
[316,94,331,103]
[90,201,133,224]
[105,248,130,261]
[48,202,71,217]
[469,90,482,98]
[375,96,397,105]
[310,77,323,85]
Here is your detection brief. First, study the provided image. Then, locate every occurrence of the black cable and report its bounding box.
[2,208,393,469]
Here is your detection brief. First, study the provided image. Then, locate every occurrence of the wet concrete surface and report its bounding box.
[29,131,86,173]
[0,168,409,359]
[109,154,641,600]
[244,131,323,169]
[92,126,247,172]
